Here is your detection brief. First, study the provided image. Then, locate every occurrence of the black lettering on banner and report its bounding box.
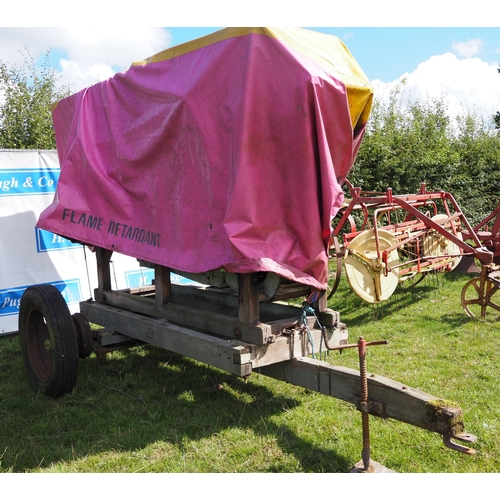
[123,225,133,239]
[77,213,87,225]
[87,215,103,231]
[62,209,103,230]
[60,208,160,247]
[112,222,160,248]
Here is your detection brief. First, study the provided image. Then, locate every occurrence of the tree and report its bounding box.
[0,47,72,149]
[351,82,458,195]
[494,111,500,130]
[350,80,500,225]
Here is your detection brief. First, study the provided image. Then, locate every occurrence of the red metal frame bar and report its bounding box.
[331,183,494,274]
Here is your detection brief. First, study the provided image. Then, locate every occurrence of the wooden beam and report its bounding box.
[80,300,347,371]
[169,283,338,327]
[95,247,113,290]
[313,290,327,313]
[79,299,474,449]
[238,273,260,325]
[155,265,171,307]
[80,301,252,377]
[258,357,468,438]
[93,288,272,345]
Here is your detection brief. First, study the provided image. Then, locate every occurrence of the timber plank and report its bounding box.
[169,284,338,327]
[258,358,466,437]
[169,283,339,328]
[80,300,348,370]
[94,288,272,345]
[80,301,252,377]
[92,287,340,346]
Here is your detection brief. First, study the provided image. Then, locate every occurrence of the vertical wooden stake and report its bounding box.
[237,273,260,325]
[155,265,171,308]
[95,247,113,291]
[313,290,327,313]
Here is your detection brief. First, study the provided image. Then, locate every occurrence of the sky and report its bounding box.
[1,2,500,124]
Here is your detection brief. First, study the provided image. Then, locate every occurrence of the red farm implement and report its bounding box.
[460,202,500,320]
[328,181,500,319]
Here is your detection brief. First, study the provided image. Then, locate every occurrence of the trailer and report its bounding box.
[18,28,477,470]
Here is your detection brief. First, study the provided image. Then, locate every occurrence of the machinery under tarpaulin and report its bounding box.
[38,27,373,291]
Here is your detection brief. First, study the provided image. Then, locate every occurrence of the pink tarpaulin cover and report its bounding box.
[38,28,373,290]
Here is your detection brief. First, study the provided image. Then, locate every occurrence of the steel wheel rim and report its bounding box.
[461,277,500,320]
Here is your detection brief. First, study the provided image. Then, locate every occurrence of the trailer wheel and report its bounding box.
[327,235,344,300]
[18,285,79,398]
[72,312,93,358]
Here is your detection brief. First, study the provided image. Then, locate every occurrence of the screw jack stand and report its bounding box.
[332,337,395,473]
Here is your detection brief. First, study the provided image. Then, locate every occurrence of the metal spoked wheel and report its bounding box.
[422,214,463,272]
[344,229,400,304]
[397,236,428,288]
[18,285,79,397]
[461,276,500,321]
[398,271,427,289]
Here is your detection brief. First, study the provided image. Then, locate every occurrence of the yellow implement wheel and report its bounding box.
[422,214,463,272]
[344,229,400,304]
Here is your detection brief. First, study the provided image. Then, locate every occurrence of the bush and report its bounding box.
[0,48,71,149]
[350,81,500,225]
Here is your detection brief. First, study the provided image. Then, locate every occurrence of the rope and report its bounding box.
[300,301,325,360]
[82,245,93,300]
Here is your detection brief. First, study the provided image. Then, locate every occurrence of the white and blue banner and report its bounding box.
[0,149,197,335]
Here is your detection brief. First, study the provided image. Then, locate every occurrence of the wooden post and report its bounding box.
[95,247,113,291]
[313,290,327,313]
[238,273,260,325]
[155,265,171,308]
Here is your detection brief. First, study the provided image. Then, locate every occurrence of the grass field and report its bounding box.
[1,269,499,474]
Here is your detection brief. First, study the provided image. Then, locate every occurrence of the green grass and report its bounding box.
[1,270,499,473]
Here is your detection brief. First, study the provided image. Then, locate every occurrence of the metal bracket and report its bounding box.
[443,433,477,455]
[356,398,387,418]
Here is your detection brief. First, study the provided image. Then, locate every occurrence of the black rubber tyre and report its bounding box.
[18,285,79,398]
[72,312,93,359]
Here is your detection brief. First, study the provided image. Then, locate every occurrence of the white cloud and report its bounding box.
[452,38,483,58]
[2,27,499,127]
[0,27,172,92]
[58,59,117,90]
[56,27,172,68]
[373,52,500,123]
